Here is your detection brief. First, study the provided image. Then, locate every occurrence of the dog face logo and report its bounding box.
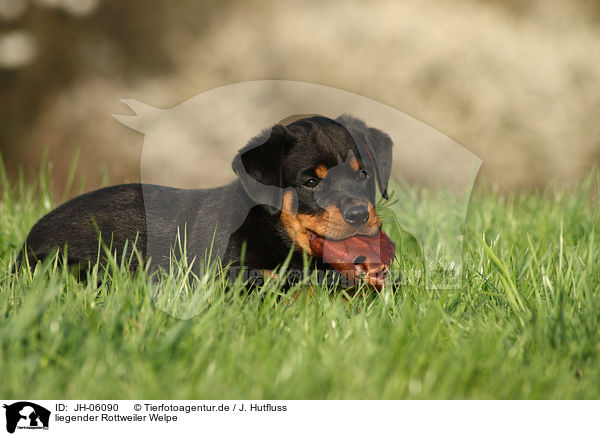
[3,402,50,433]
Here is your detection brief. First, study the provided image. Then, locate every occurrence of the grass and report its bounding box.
[1,154,599,399]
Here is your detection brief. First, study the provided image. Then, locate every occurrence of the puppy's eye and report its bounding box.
[303,178,320,188]
[358,169,369,180]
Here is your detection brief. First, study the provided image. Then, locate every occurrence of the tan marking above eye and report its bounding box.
[350,158,361,172]
[315,164,328,179]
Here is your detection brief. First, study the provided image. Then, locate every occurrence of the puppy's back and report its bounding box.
[17,183,148,270]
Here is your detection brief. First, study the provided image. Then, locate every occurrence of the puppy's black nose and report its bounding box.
[343,205,370,225]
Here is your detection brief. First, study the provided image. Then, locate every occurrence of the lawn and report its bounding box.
[1,156,599,399]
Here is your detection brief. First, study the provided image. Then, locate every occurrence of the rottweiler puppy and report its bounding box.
[17,115,394,287]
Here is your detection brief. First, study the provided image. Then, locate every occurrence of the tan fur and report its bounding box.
[280,191,314,254]
[350,157,361,172]
[315,164,328,179]
[366,203,382,229]
[280,192,382,254]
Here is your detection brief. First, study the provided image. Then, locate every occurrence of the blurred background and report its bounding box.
[1,0,599,194]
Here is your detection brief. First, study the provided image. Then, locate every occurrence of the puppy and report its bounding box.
[17,115,394,287]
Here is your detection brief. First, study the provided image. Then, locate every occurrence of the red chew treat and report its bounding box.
[309,231,395,289]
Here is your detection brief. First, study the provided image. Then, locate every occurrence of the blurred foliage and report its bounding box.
[0,0,224,162]
[1,0,600,193]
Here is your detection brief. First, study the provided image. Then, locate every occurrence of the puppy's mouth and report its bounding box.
[307,229,395,290]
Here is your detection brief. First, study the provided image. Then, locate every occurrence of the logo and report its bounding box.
[3,402,50,434]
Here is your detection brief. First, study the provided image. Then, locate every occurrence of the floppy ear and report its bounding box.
[363,126,393,199]
[336,115,393,199]
[232,124,295,214]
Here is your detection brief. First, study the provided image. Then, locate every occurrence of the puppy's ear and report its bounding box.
[363,126,393,199]
[336,115,393,199]
[232,124,295,214]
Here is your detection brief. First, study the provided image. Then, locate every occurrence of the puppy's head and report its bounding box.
[232,115,393,255]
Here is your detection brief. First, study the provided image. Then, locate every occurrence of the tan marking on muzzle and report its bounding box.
[280,191,314,255]
[281,191,382,253]
[366,203,382,229]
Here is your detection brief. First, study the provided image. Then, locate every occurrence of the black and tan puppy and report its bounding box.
[18,115,394,287]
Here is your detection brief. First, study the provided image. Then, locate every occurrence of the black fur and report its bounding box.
[17,115,393,277]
